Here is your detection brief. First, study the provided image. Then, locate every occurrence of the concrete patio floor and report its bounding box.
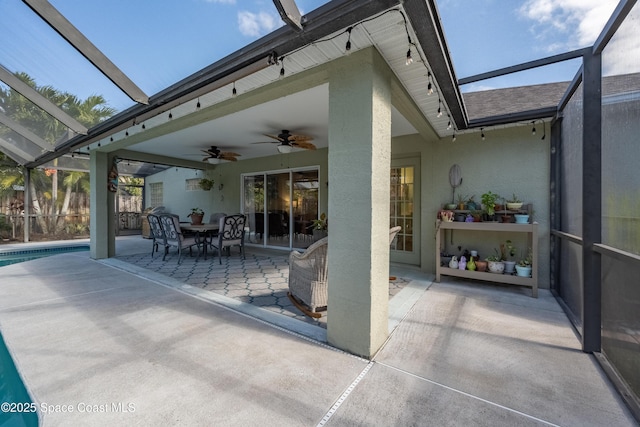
[0,236,637,426]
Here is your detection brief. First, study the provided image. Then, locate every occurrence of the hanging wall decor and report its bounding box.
[108,157,119,193]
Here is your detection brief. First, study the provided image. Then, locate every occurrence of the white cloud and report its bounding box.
[237,10,279,37]
[519,0,618,51]
[520,0,640,76]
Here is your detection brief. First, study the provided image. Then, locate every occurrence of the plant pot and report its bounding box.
[190,213,204,225]
[515,265,532,277]
[313,229,328,241]
[475,260,488,272]
[507,202,523,210]
[500,215,511,223]
[455,213,466,222]
[487,261,505,274]
[445,203,457,210]
[503,260,516,274]
[514,214,529,224]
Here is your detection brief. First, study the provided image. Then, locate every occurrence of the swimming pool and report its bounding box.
[0,332,39,426]
[0,245,89,267]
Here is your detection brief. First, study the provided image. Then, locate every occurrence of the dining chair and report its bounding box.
[146,213,165,257]
[158,214,201,263]
[210,214,246,264]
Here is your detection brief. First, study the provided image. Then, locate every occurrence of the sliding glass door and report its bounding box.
[243,168,319,250]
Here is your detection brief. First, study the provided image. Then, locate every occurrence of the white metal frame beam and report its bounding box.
[0,65,88,135]
[22,0,149,105]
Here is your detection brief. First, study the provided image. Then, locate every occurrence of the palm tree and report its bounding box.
[0,72,116,235]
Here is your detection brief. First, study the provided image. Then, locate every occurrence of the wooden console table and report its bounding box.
[435,220,538,297]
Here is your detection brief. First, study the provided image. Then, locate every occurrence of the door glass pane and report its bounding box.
[292,170,319,249]
[390,166,414,253]
[266,173,290,248]
[243,175,264,245]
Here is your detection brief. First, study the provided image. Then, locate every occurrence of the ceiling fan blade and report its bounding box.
[292,141,316,150]
[220,155,238,161]
[251,141,278,144]
[220,151,241,157]
[264,134,283,141]
[290,134,313,142]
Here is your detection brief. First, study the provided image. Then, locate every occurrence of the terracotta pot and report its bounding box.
[475,260,488,272]
[190,213,204,225]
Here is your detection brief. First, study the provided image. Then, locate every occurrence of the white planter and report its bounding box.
[515,265,532,277]
[487,261,505,274]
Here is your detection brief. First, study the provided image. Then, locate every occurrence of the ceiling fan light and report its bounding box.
[277,144,293,154]
[207,157,221,164]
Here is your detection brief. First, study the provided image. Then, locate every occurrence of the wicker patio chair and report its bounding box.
[287,236,328,318]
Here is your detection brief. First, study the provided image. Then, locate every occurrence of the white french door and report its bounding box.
[390,158,420,265]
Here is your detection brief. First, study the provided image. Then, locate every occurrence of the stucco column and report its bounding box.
[327,48,392,357]
[90,151,115,259]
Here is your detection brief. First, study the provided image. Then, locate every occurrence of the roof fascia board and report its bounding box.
[30,0,401,167]
[467,106,557,128]
[0,65,88,135]
[459,48,590,85]
[22,0,149,105]
[593,0,637,55]
[0,111,51,150]
[402,0,467,130]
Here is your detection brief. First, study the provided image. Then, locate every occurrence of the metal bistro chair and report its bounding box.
[147,213,165,257]
[158,214,201,264]
[211,214,246,264]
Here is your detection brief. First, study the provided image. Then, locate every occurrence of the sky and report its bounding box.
[0,0,625,112]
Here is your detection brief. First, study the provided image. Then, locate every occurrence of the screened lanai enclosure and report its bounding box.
[0,0,639,420]
[550,1,640,417]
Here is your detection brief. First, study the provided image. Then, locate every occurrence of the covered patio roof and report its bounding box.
[0,0,573,172]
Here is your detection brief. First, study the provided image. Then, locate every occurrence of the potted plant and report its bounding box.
[481,191,500,220]
[466,195,477,211]
[515,248,533,277]
[309,213,328,240]
[501,239,517,274]
[199,178,214,191]
[506,193,523,211]
[188,207,205,225]
[485,249,505,274]
[456,193,468,210]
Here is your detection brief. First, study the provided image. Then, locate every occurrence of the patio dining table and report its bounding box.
[180,223,219,260]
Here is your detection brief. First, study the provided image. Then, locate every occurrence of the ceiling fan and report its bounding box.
[253,130,316,153]
[201,146,240,163]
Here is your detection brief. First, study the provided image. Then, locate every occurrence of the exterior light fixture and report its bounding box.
[277,144,293,154]
[406,48,413,65]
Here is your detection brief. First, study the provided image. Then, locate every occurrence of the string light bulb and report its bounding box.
[427,72,433,95]
[168,111,173,119]
[541,122,546,141]
[481,128,485,141]
[531,120,536,135]
[232,83,237,98]
[406,48,413,65]
[279,57,285,79]
[437,99,443,118]
[196,98,201,109]
[452,133,456,142]
[345,27,352,53]
[142,123,146,129]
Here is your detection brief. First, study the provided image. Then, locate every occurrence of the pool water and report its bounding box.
[0,332,38,426]
[0,245,89,267]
